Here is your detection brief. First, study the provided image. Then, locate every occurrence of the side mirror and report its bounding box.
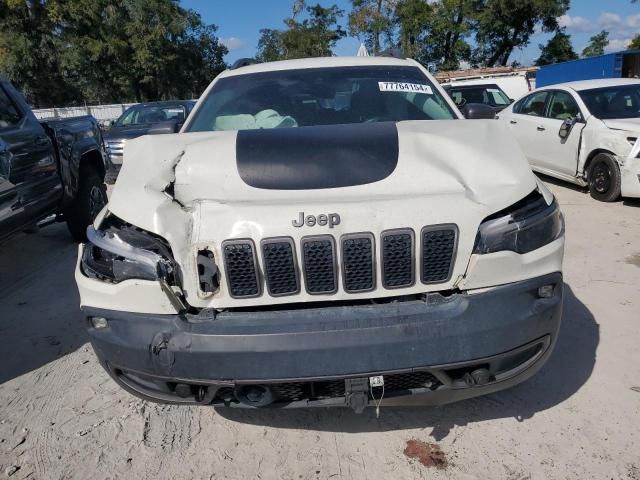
[110,120,115,126]
[559,117,576,140]
[461,103,496,120]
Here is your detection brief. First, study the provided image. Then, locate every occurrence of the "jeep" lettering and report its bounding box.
[292,212,341,228]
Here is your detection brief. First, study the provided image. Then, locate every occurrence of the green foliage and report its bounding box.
[628,34,640,50]
[473,0,570,67]
[256,3,345,61]
[348,0,396,55]
[581,30,609,57]
[535,28,578,66]
[395,0,474,70]
[0,0,227,107]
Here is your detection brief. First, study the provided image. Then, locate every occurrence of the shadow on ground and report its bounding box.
[0,223,87,384]
[216,285,598,439]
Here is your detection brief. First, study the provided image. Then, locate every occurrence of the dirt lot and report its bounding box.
[1,179,639,480]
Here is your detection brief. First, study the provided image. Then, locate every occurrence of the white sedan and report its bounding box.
[499,78,640,201]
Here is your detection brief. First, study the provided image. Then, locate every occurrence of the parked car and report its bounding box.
[499,78,640,202]
[104,100,195,178]
[443,83,513,113]
[440,73,533,101]
[76,56,564,413]
[0,79,110,242]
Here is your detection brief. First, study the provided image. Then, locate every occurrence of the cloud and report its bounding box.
[220,37,246,51]
[598,12,640,35]
[557,14,592,32]
[605,38,633,53]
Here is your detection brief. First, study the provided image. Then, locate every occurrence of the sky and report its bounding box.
[181,0,640,67]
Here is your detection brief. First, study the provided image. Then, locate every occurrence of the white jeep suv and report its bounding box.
[75,56,564,413]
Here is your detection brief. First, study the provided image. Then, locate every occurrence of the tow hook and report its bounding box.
[345,378,369,414]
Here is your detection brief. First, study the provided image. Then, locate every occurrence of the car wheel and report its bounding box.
[587,153,621,202]
[66,167,107,242]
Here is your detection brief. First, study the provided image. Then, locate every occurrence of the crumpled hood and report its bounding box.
[602,117,640,132]
[108,120,537,308]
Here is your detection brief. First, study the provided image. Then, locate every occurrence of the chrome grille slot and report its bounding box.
[381,229,415,289]
[301,236,337,294]
[421,225,457,284]
[222,239,261,298]
[341,233,375,293]
[261,238,299,296]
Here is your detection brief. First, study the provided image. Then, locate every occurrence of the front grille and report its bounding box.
[301,236,337,294]
[381,229,415,288]
[421,226,457,284]
[106,139,125,161]
[221,224,457,299]
[261,238,299,296]
[341,234,375,292]
[222,240,260,298]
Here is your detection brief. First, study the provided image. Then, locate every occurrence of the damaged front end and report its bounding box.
[81,215,187,312]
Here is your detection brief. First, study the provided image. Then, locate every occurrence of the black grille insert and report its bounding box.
[216,371,442,404]
[301,236,337,294]
[222,240,261,298]
[341,234,375,293]
[421,225,457,284]
[262,238,299,296]
[381,229,414,288]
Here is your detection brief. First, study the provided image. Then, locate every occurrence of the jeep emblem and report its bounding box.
[292,212,341,228]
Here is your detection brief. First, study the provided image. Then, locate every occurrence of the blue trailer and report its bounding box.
[536,50,640,87]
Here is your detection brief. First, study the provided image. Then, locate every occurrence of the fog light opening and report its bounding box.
[90,316,108,329]
[538,285,554,298]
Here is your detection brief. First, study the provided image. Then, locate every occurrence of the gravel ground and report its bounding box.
[0,179,639,480]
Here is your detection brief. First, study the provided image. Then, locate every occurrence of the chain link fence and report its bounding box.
[32,103,139,123]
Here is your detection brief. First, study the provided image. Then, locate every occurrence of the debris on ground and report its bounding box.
[403,439,448,469]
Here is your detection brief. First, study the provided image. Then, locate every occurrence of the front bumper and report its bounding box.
[621,155,640,198]
[85,272,563,410]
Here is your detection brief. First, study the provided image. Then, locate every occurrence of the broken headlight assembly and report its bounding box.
[474,190,564,255]
[81,215,179,285]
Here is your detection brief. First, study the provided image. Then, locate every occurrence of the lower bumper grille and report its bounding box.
[216,371,442,404]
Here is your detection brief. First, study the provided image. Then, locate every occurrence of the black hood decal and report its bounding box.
[236,122,398,190]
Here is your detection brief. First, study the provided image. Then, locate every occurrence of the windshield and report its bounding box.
[447,85,511,108]
[186,66,457,132]
[116,104,187,126]
[578,84,640,119]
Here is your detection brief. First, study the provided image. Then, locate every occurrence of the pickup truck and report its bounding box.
[499,78,640,202]
[76,56,565,413]
[103,100,195,180]
[0,80,109,241]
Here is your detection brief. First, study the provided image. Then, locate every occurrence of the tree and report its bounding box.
[0,0,227,106]
[582,30,609,57]
[394,0,473,70]
[395,0,433,60]
[348,0,396,55]
[628,34,640,50]
[535,28,578,66]
[473,0,570,67]
[256,3,345,61]
[0,0,78,106]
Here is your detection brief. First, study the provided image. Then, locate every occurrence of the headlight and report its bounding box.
[81,215,178,284]
[474,190,564,254]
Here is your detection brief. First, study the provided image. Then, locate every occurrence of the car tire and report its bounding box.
[66,167,107,242]
[587,153,621,202]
